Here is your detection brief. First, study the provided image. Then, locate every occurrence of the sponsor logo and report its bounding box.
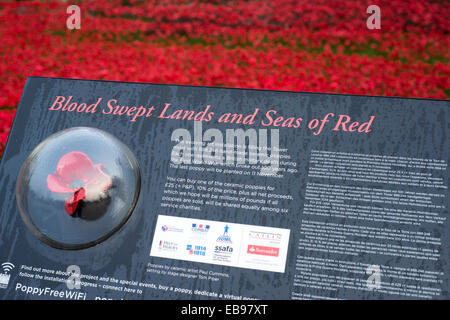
[214,245,233,254]
[190,223,210,240]
[247,245,279,257]
[192,223,210,233]
[213,245,233,262]
[216,224,232,243]
[249,231,282,243]
[186,244,206,256]
[158,240,178,252]
[161,225,183,233]
[213,225,234,263]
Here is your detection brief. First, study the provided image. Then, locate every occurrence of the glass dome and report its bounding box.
[16,127,141,250]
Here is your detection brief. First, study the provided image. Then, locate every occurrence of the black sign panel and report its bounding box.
[0,77,448,300]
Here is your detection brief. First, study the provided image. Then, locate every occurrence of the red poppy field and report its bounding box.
[0,0,449,155]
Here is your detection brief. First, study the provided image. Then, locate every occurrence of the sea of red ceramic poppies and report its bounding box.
[0,0,449,155]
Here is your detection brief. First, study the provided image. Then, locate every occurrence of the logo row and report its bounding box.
[151,215,290,273]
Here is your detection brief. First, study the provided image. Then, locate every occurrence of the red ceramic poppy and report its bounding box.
[47,151,112,215]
